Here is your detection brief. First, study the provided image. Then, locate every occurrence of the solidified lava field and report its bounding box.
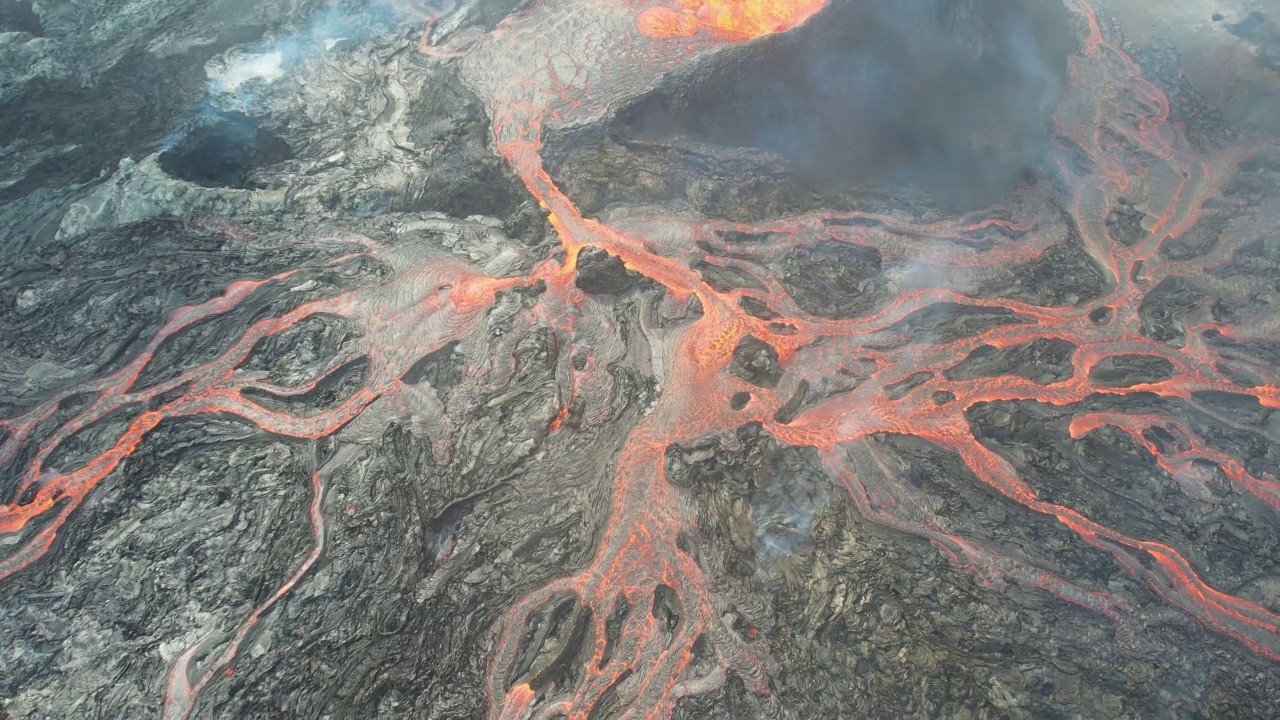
[3,0,1280,717]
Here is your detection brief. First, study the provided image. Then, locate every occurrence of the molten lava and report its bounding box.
[3,0,1280,717]
[637,0,826,40]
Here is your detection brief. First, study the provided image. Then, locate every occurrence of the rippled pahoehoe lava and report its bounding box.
[3,0,1280,717]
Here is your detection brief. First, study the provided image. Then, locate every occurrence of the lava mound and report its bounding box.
[545,0,1074,217]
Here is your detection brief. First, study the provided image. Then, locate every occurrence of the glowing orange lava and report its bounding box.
[637,0,826,40]
[477,0,1280,713]
[3,0,1280,717]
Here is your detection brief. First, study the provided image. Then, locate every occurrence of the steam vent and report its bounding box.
[5,0,1280,716]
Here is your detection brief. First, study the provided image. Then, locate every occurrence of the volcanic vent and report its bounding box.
[158,110,294,190]
[545,0,1075,218]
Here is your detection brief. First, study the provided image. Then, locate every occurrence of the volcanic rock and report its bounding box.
[2,0,1280,718]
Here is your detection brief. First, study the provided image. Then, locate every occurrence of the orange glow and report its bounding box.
[637,6,699,38]
[3,2,1279,719]
[496,684,537,720]
[547,405,571,433]
[638,0,827,40]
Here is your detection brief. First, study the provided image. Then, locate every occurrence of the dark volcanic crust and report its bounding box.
[544,0,1075,219]
[3,0,1280,718]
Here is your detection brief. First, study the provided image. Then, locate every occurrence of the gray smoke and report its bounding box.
[622,0,1075,211]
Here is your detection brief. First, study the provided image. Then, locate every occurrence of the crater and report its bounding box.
[158,110,293,189]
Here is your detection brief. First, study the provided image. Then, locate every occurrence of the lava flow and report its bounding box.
[464,0,1280,714]
[636,0,825,40]
[3,0,1280,717]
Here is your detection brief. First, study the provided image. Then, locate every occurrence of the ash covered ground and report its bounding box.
[2,0,1280,717]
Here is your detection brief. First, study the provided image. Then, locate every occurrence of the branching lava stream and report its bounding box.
[3,0,1280,717]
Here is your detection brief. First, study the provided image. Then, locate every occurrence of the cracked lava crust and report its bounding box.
[3,0,1280,717]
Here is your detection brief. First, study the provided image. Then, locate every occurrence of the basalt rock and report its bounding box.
[2,0,1280,718]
